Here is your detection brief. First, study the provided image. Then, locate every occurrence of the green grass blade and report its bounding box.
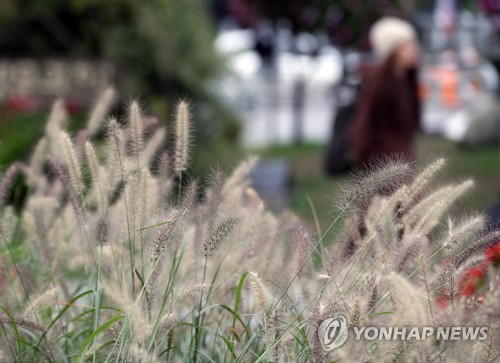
[75,314,123,362]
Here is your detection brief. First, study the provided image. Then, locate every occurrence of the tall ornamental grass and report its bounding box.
[0,90,499,362]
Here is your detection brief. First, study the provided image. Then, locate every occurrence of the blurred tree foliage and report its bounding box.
[239,0,479,49]
[240,0,403,49]
[0,0,242,174]
[478,0,500,31]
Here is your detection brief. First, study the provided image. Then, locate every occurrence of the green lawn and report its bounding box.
[0,112,49,167]
[256,135,499,237]
[0,111,86,167]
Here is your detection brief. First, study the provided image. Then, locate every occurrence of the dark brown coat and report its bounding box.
[349,55,421,167]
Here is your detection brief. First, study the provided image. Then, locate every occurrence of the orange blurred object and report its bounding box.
[423,66,460,107]
[440,69,459,107]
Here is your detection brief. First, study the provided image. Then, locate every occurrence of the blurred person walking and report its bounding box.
[349,17,421,167]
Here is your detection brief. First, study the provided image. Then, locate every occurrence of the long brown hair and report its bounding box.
[365,52,419,131]
[349,52,421,166]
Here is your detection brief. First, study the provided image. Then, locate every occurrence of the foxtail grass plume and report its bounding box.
[202,216,240,257]
[404,179,474,234]
[105,117,126,190]
[451,229,500,268]
[85,141,100,186]
[1,86,499,363]
[85,141,106,209]
[391,157,446,213]
[22,288,58,318]
[248,272,270,315]
[0,162,23,210]
[206,168,225,232]
[0,313,46,332]
[407,157,445,196]
[26,137,48,188]
[151,209,181,262]
[176,284,205,305]
[222,156,258,195]
[128,100,144,158]
[57,131,83,195]
[45,99,67,140]
[173,100,191,177]
[338,156,414,212]
[440,213,485,250]
[87,88,115,136]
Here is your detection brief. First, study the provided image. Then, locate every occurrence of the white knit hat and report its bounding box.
[369,17,417,60]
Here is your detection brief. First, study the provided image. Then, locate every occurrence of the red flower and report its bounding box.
[64,99,83,115]
[459,262,488,297]
[436,294,451,309]
[5,95,40,113]
[485,241,500,266]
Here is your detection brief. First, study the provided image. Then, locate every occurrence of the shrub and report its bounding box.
[0,0,242,177]
[0,92,499,362]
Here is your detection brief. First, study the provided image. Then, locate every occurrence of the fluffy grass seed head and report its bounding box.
[0,162,24,210]
[27,137,48,188]
[57,131,83,195]
[128,100,144,158]
[46,99,67,140]
[248,272,270,315]
[337,156,414,212]
[202,216,240,257]
[87,87,115,136]
[173,100,192,177]
[23,287,58,318]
